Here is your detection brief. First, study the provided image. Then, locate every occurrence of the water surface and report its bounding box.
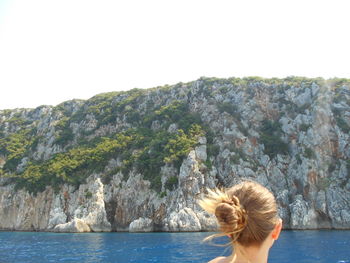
[0,230,349,263]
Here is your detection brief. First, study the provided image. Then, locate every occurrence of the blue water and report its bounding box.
[0,231,349,263]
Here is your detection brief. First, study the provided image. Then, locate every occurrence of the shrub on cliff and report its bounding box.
[260,119,288,158]
[3,100,207,193]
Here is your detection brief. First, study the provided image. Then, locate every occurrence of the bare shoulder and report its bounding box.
[208,256,230,263]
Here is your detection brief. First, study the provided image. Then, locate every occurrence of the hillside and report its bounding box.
[0,76,349,232]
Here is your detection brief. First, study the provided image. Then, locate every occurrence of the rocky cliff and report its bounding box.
[0,76,349,232]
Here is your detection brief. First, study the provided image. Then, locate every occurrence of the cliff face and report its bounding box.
[0,77,349,231]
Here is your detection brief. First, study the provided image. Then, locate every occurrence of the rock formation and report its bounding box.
[0,77,349,232]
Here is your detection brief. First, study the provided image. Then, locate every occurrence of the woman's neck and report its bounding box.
[231,243,269,263]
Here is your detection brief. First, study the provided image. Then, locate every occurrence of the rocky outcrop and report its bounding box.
[54,218,91,233]
[167,208,202,232]
[0,77,350,232]
[0,176,111,232]
[0,142,219,232]
[129,218,153,232]
[0,185,52,231]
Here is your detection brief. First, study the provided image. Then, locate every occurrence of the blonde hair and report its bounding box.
[199,181,279,247]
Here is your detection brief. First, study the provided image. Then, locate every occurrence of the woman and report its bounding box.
[199,181,282,263]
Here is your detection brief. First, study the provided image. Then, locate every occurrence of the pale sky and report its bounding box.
[0,0,349,110]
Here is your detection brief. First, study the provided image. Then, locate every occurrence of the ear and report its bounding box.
[271,218,282,240]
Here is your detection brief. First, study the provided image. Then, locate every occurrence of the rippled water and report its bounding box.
[0,230,349,263]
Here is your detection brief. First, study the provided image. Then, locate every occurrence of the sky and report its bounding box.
[0,0,349,110]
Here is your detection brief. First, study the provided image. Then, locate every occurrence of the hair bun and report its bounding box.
[215,196,248,240]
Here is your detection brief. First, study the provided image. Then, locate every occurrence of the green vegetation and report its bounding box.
[327,78,350,89]
[54,117,74,146]
[14,122,203,193]
[295,154,302,164]
[332,105,350,134]
[230,154,240,165]
[346,160,350,177]
[10,133,134,192]
[317,177,332,190]
[259,120,288,158]
[304,147,316,159]
[332,105,350,133]
[65,89,146,129]
[328,163,336,173]
[6,116,27,126]
[85,191,93,199]
[159,191,167,198]
[207,144,220,157]
[164,125,203,164]
[217,102,239,117]
[2,76,349,194]
[229,145,248,164]
[282,76,324,88]
[299,123,311,132]
[0,129,35,171]
[2,100,206,193]
[145,101,202,131]
[165,176,178,191]
[336,117,350,133]
[204,159,213,170]
[194,76,348,95]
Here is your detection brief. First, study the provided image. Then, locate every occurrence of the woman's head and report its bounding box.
[199,180,280,247]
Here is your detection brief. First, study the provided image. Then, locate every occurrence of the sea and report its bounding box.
[0,230,349,263]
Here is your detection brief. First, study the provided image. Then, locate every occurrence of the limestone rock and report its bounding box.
[196,211,218,231]
[326,188,350,228]
[167,208,201,232]
[0,77,349,232]
[315,190,327,215]
[168,123,178,133]
[47,207,67,229]
[195,145,207,161]
[289,195,317,229]
[53,218,91,233]
[294,88,312,107]
[129,217,153,232]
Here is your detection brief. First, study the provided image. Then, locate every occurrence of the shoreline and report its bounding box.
[1,228,350,233]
